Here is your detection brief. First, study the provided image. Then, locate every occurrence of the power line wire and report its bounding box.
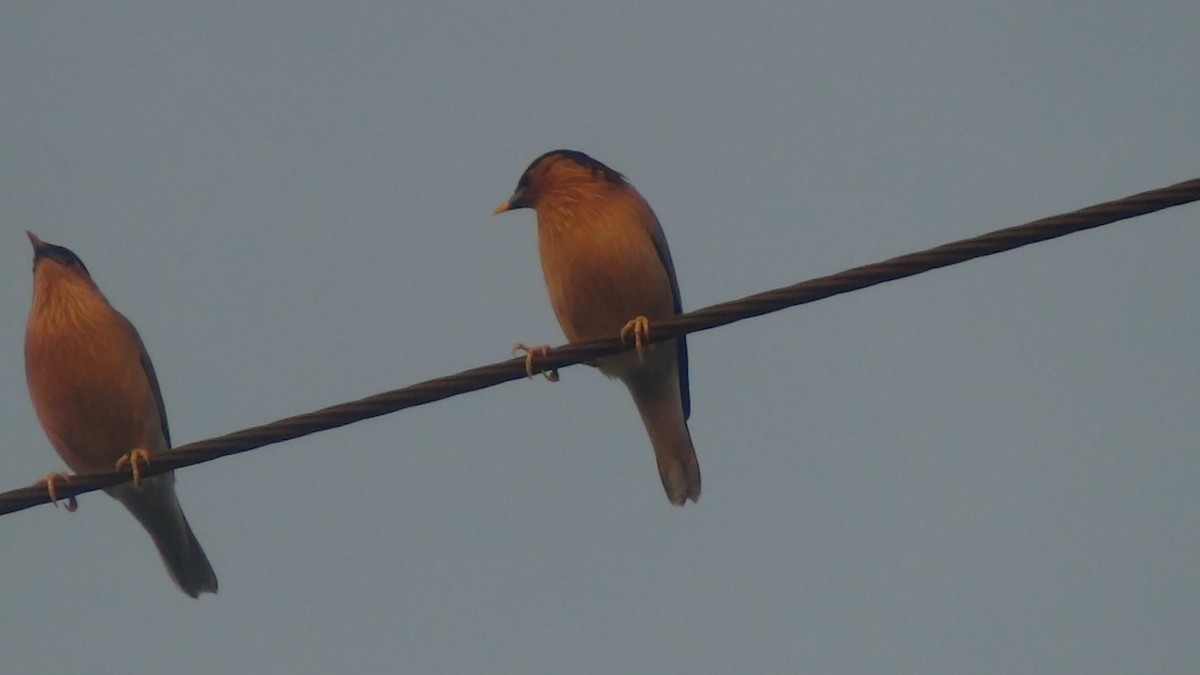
[2,176,1197,516]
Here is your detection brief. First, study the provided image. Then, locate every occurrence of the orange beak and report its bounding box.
[493,199,513,215]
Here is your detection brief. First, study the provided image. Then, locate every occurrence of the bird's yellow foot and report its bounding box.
[115,448,152,491]
[619,315,651,362]
[36,472,78,512]
[513,342,560,382]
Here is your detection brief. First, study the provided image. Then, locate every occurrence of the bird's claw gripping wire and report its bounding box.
[513,343,560,382]
[37,473,78,512]
[115,449,152,491]
[620,315,651,362]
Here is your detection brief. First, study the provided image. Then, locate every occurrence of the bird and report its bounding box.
[494,149,701,505]
[23,232,218,597]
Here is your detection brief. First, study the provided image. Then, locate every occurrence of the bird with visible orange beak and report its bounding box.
[24,232,218,597]
[495,150,701,505]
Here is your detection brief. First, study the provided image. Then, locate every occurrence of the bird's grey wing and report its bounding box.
[118,313,172,448]
[642,210,690,420]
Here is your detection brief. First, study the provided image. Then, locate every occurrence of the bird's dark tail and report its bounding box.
[110,475,218,598]
[628,374,701,506]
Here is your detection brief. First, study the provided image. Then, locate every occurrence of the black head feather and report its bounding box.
[516,149,627,191]
[31,239,91,276]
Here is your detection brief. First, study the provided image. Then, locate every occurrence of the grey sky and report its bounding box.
[2,2,1198,674]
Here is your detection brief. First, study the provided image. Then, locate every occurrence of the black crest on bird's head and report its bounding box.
[498,149,630,213]
[28,234,91,276]
[517,149,627,192]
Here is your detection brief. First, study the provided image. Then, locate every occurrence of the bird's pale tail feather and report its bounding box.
[628,377,701,506]
[109,475,218,597]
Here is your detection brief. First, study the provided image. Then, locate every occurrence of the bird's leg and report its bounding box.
[36,472,78,512]
[115,448,152,491]
[512,343,560,382]
[619,315,651,362]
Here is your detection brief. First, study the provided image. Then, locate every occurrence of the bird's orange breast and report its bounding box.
[26,294,161,472]
[535,191,675,344]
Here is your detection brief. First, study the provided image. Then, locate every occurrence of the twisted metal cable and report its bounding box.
[2,177,1197,516]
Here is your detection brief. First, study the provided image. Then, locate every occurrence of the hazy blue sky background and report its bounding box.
[2,3,1198,673]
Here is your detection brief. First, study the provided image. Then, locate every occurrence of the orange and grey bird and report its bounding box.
[24,232,218,597]
[495,149,701,505]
